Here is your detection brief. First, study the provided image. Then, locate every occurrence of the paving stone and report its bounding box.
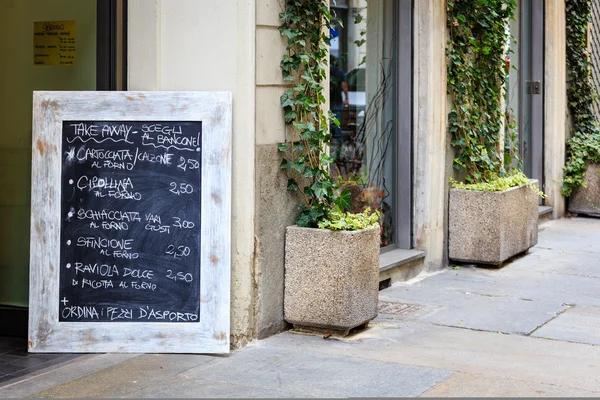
[137,380,312,398]
[260,322,600,393]
[421,372,600,397]
[5,217,600,398]
[0,354,138,398]
[380,280,568,334]
[0,364,25,375]
[531,305,600,346]
[421,298,567,335]
[28,354,216,399]
[154,345,453,399]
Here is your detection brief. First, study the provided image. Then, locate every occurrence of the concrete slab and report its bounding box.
[261,322,600,393]
[139,344,452,398]
[532,305,600,345]
[5,217,600,398]
[0,354,139,398]
[138,380,308,398]
[419,298,567,335]
[380,275,568,334]
[28,354,218,399]
[30,342,452,398]
[379,225,600,331]
[535,218,600,252]
[421,372,600,397]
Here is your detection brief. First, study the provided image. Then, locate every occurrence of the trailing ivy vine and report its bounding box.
[562,0,600,197]
[446,0,517,184]
[278,0,351,227]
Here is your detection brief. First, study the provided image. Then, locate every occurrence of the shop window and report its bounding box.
[330,0,410,249]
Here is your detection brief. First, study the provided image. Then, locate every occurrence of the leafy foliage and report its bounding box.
[317,207,380,231]
[446,0,518,184]
[278,0,377,230]
[562,0,600,197]
[450,170,546,198]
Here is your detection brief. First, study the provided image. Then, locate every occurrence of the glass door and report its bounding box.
[506,0,544,196]
[0,0,125,336]
[520,0,544,186]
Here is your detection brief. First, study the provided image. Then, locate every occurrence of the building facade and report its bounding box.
[0,0,567,348]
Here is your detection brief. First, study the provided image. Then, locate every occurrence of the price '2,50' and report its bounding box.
[165,245,191,259]
[169,182,194,195]
[166,269,193,283]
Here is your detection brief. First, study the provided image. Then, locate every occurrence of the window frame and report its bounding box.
[390,0,413,251]
[96,0,127,91]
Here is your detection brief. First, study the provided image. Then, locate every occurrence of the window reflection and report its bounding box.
[330,0,397,247]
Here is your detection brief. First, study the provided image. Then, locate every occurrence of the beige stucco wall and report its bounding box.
[413,0,448,272]
[254,0,299,338]
[544,0,567,218]
[256,0,287,146]
[127,0,257,347]
[124,0,569,347]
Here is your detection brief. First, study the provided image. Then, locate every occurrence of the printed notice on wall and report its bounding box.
[34,21,76,65]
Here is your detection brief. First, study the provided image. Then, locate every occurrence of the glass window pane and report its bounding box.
[0,0,97,307]
[330,0,397,247]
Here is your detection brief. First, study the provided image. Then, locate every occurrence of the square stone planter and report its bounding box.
[284,226,380,332]
[449,180,539,265]
[569,163,600,217]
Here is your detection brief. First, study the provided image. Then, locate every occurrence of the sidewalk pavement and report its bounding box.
[2,217,600,398]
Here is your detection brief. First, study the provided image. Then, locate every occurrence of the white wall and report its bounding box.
[128,0,256,346]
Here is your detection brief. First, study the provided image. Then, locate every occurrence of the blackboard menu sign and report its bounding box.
[30,91,231,354]
[60,121,202,322]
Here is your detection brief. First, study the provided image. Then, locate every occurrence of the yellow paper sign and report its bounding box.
[34,21,76,66]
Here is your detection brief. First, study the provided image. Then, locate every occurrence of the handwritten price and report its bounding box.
[165,245,191,259]
[169,182,194,195]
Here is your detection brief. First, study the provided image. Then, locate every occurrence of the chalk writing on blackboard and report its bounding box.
[59,121,202,322]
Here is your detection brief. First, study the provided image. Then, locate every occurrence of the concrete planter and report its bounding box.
[284,226,380,332]
[569,164,600,217]
[449,180,539,265]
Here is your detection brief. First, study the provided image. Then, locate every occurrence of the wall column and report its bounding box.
[544,0,567,218]
[413,0,448,272]
[128,0,257,347]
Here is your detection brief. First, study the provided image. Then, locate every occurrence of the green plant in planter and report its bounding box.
[447,1,542,266]
[317,207,380,231]
[562,0,600,197]
[450,170,546,198]
[278,0,377,229]
[446,0,529,190]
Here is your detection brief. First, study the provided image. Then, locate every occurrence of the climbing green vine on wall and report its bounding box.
[562,0,600,197]
[446,0,518,184]
[278,0,352,227]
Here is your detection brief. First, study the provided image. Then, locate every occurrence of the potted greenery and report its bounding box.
[562,0,600,216]
[446,0,542,266]
[278,0,381,333]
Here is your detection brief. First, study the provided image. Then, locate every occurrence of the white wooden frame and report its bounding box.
[29,91,232,353]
